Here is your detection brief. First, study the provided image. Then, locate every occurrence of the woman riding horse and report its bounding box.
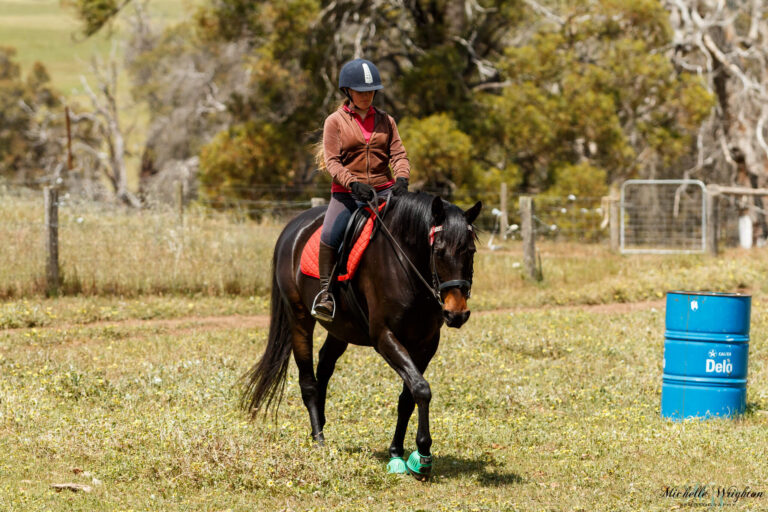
[312,58,411,322]
[242,59,482,480]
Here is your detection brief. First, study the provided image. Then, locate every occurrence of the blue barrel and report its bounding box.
[661,291,751,420]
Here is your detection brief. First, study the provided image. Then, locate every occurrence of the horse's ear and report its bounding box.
[431,196,446,225]
[464,201,482,225]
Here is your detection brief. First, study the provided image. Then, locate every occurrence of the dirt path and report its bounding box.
[479,298,667,316]
[3,314,270,335]
[4,299,667,335]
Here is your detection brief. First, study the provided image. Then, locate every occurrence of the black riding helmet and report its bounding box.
[339,58,383,108]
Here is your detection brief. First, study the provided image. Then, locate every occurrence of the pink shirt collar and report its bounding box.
[343,104,376,143]
[343,104,375,116]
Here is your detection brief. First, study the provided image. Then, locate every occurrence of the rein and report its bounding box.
[365,193,472,306]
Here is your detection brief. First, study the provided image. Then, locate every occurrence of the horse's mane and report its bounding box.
[387,191,476,252]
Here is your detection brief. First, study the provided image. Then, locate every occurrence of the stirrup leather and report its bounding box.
[311,291,336,322]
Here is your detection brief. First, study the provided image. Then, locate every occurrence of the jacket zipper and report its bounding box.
[347,108,378,186]
[366,113,378,185]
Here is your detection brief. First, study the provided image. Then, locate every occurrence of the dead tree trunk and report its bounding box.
[80,46,141,207]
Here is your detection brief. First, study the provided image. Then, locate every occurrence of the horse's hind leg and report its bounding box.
[290,315,325,443]
[316,334,348,435]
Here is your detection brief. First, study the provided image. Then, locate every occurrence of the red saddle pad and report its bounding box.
[300,204,383,281]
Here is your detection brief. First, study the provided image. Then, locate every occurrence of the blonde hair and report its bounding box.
[314,99,350,173]
[313,140,327,172]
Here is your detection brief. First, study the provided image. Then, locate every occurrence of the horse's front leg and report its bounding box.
[389,382,414,462]
[376,329,438,480]
[316,334,348,436]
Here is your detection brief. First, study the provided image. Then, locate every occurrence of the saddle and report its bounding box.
[300,201,387,281]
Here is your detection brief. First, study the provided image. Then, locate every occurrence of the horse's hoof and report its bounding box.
[387,456,408,474]
[312,431,325,446]
[406,450,432,481]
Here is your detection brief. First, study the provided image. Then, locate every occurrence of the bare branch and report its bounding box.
[471,80,511,91]
[523,0,564,25]
[756,107,768,161]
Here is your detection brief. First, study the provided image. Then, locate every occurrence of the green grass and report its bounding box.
[0,0,191,93]
[1,298,768,510]
[0,295,268,329]
[4,190,768,509]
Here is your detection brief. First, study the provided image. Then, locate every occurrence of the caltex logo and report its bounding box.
[709,349,717,358]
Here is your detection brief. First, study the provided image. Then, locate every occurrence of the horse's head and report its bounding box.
[430,197,482,328]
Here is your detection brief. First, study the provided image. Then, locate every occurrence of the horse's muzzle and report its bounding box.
[443,309,470,328]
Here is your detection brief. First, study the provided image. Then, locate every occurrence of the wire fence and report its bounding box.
[483,195,606,247]
[22,179,768,297]
[0,183,616,296]
[620,180,706,254]
[3,178,763,297]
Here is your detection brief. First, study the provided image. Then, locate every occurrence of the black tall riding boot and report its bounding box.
[311,241,338,322]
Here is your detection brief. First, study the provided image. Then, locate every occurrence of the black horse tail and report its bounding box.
[242,268,293,418]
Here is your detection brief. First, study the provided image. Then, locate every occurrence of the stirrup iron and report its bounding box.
[311,291,336,322]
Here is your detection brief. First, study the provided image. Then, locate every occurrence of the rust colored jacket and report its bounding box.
[323,106,410,190]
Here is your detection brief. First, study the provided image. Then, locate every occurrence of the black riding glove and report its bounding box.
[391,177,409,196]
[350,181,375,203]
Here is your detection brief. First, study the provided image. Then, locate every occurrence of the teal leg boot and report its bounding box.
[406,451,432,481]
[387,456,408,474]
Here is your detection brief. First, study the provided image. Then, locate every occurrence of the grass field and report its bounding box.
[7,6,768,508]
[1,296,768,510]
[4,194,768,509]
[0,0,190,93]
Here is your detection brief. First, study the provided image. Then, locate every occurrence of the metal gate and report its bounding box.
[621,179,707,254]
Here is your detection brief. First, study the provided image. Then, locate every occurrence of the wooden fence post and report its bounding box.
[44,187,60,295]
[500,182,508,239]
[520,196,541,280]
[610,196,620,252]
[706,187,718,256]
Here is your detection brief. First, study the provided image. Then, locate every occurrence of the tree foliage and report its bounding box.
[478,0,713,194]
[63,0,129,37]
[67,0,720,205]
[0,47,60,183]
[399,113,476,199]
[198,121,294,203]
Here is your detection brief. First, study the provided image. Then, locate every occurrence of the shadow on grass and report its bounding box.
[370,449,524,486]
[739,401,767,420]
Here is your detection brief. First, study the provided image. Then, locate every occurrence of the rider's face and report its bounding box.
[349,89,374,110]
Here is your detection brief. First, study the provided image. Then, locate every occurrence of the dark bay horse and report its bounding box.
[242,191,481,479]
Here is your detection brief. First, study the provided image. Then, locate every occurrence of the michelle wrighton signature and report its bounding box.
[662,484,764,507]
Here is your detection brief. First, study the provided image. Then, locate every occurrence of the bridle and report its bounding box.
[428,225,473,300]
[366,194,473,307]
